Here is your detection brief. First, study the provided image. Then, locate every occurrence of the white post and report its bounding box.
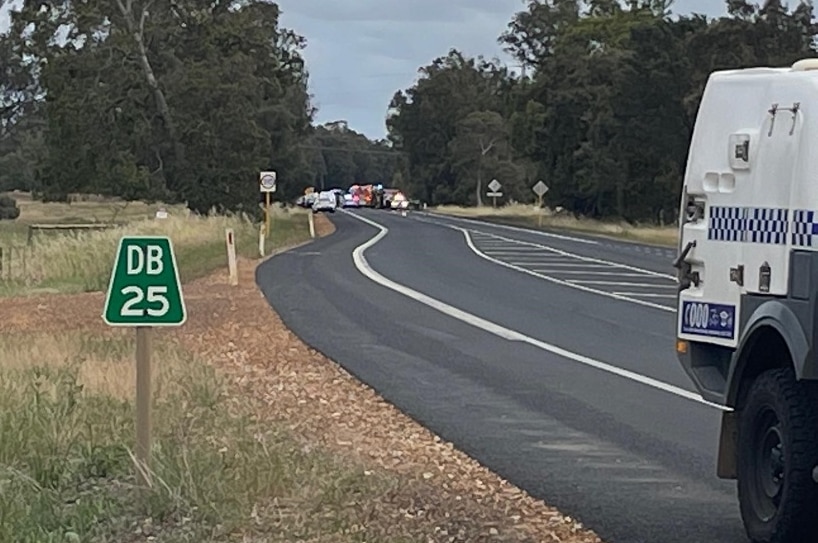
[258,225,265,257]
[308,212,316,238]
[225,228,238,286]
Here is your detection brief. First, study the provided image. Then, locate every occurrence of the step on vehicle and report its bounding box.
[674,58,818,543]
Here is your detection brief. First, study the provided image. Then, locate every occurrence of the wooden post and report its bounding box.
[265,192,271,237]
[135,326,152,487]
[537,195,543,228]
[225,228,238,286]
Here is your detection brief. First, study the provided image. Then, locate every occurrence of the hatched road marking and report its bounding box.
[343,210,728,412]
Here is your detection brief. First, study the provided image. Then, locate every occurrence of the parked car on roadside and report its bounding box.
[312,190,337,213]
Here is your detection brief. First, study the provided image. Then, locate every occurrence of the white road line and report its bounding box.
[536,271,664,277]
[614,292,676,298]
[413,212,599,245]
[462,232,675,313]
[569,280,671,287]
[466,231,675,281]
[488,252,567,257]
[510,262,612,268]
[344,210,728,412]
[481,248,548,253]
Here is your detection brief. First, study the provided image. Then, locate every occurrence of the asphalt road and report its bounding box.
[256,208,748,543]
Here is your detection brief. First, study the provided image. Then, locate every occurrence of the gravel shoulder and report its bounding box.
[1,213,605,543]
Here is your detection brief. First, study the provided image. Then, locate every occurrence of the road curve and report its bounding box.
[256,209,748,543]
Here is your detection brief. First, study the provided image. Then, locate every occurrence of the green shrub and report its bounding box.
[0,195,20,220]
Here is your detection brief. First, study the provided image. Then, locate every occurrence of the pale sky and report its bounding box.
[275,0,725,138]
[1,0,727,139]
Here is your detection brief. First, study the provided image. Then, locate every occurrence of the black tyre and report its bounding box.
[737,367,818,543]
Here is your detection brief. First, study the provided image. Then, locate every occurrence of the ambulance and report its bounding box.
[674,58,818,542]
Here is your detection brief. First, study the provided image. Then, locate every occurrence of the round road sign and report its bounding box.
[260,174,276,189]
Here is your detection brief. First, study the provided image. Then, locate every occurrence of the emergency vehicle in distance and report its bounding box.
[674,57,818,543]
[300,184,415,211]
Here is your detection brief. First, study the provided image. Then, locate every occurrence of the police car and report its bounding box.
[674,58,818,542]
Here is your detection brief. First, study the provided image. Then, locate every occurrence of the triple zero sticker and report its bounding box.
[681,301,735,339]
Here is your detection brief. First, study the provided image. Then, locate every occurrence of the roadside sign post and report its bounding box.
[259,171,277,237]
[532,180,549,227]
[225,228,238,286]
[487,179,502,208]
[102,236,187,487]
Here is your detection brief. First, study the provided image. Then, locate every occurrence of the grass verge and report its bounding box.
[0,204,310,296]
[431,204,678,247]
[0,331,411,543]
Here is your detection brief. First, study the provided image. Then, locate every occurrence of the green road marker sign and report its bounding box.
[103,236,186,326]
[102,235,187,487]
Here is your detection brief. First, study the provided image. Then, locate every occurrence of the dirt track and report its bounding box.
[2,214,604,543]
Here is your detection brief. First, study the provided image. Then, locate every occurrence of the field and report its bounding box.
[0,191,309,296]
[431,204,679,248]
[0,193,605,542]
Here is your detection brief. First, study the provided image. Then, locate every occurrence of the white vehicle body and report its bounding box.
[676,63,818,351]
[312,191,337,213]
[343,193,359,207]
[674,58,818,543]
[390,192,409,209]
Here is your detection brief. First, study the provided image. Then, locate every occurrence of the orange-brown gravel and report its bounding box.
[0,213,604,543]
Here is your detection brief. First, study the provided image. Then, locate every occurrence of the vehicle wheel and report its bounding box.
[737,367,818,543]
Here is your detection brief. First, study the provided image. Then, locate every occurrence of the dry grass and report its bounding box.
[0,207,606,543]
[432,204,678,247]
[0,331,414,543]
[0,212,412,542]
[0,192,310,295]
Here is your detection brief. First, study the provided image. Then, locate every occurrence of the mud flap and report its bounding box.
[717,410,738,479]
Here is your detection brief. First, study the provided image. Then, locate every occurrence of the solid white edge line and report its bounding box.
[343,210,730,412]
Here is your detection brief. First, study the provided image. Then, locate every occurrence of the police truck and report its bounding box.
[674,58,818,542]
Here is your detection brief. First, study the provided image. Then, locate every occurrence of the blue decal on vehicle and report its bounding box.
[680,301,735,339]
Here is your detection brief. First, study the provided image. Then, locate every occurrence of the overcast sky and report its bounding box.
[1,1,726,139]
[274,0,726,139]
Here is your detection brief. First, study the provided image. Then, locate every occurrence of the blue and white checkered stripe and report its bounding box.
[792,210,818,247]
[747,207,788,244]
[708,206,746,242]
[707,206,789,245]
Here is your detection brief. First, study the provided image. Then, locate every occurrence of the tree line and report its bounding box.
[386,0,818,222]
[0,0,402,217]
[2,0,816,223]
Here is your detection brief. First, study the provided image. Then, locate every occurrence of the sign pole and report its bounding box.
[532,180,549,229]
[265,192,271,237]
[102,235,187,489]
[259,171,277,239]
[135,326,152,487]
[487,179,502,209]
